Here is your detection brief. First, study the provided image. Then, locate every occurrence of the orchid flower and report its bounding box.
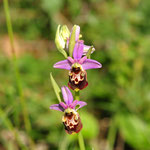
[55,25,95,57]
[53,40,102,90]
[50,86,87,134]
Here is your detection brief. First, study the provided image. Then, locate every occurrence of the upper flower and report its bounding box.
[53,40,102,90]
[50,86,87,134]
[54,24,102,90]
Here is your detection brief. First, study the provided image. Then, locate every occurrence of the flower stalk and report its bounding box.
[78,132,85,150]
[75,90,80,100]
[75,91,86,150]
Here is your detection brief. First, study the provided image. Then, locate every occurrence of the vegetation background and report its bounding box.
[0,0,150,150]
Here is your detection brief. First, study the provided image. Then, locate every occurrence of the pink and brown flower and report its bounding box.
[54,40,102,90]
[50,86,87,134]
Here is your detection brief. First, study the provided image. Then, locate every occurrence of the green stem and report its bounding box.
[75,91,85,150]
[3,0,32,144]
[78,132,85,150]
[3,0,14,54]
[3,0,31,132]
[75,90,80,100]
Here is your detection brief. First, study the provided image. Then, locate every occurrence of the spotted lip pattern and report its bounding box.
[62,111,83,134]
[68,65,88,90]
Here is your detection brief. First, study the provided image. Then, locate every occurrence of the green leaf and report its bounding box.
[69,25,77,57]
[50,73,61,102]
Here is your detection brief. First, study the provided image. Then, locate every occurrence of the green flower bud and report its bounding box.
[55,25,68,58]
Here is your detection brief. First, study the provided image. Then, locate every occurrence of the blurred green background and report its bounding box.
[0,0,150,150]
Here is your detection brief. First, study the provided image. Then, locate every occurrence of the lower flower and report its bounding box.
[50,86,87,134]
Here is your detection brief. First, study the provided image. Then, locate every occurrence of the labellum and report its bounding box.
[62,108,83,134]
[68,63,88,90]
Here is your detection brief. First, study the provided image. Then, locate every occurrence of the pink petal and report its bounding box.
[73,40,84,60]
[50,104,64,112]
[67,57,75,64]
[61,86,73,105]
[75,25,80,41]
[66,38,69,50]
[60,102,68,109]
[70,25,80,41]
[78,56,87,64]
[69,100,78,109]
[82,59,102,70]
[53,60,72,70]
[70,100,87,110]
[66,25,80,50]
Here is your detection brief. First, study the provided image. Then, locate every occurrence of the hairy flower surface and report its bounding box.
[50,86,87,134]
[54,40,102,90]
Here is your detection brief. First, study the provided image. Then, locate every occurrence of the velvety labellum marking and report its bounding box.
[62,108,82,134]
[68,63,88,90]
